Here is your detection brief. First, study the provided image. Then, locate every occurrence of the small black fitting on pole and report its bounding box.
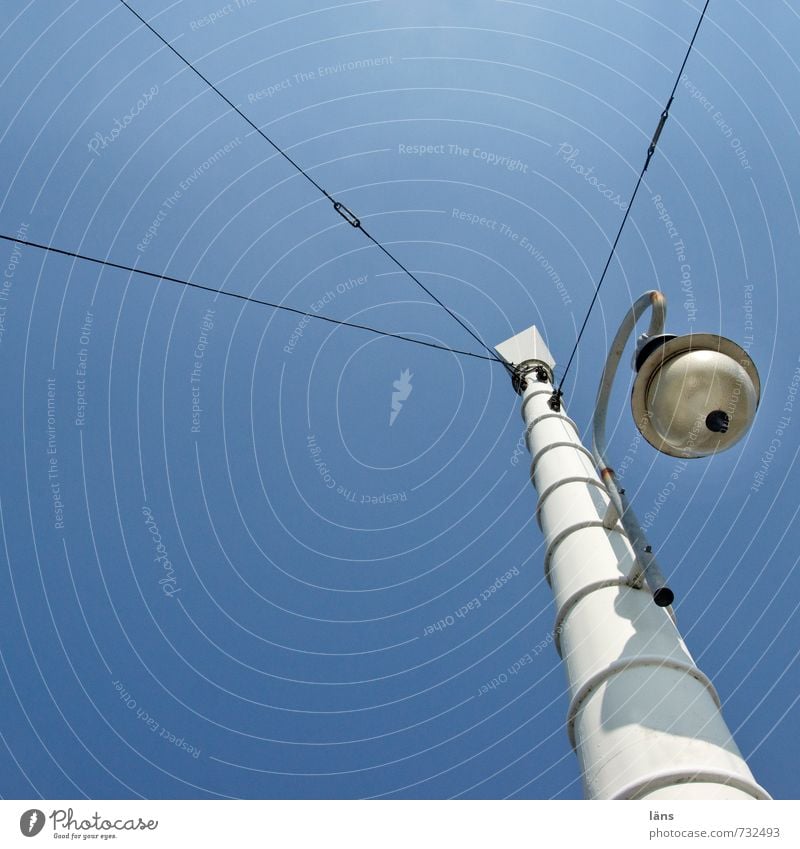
[510,361,554,395]
[641,544,674,604]
[511,366,527,395]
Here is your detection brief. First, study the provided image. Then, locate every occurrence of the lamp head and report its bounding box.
[631,333,760,458]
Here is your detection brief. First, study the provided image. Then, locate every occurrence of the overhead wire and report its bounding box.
[0,233,501,364]
[551,0,712,409]
[116,0,509,371]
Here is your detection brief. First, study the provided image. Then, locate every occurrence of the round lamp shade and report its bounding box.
[631,334,760,458]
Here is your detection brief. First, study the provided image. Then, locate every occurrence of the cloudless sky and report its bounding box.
[0,0,798,800]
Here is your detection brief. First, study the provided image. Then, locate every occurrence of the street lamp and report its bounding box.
[592,290,761,606]
[624,293,761,459]
[495,292,768,800]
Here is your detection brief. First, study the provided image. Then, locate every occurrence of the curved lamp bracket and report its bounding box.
[592,291,674,607]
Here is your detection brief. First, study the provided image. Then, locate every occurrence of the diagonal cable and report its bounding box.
[116,0,508,369]
[0,233,501,364]
[553,0,711,405]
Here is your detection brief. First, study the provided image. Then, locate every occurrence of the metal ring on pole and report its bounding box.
[612,769,772,801]
[543,520,627,586]
[565,656,721,750]
[552,578,634,657]
[520,387,557,420]
[529,441,595,481]
[535,476,610,531]
[524,412,581,446]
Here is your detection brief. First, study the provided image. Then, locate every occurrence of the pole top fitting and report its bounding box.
[511,360,553,394]
[495,325,556,395]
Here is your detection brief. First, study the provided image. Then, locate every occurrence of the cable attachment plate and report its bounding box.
[333,201,361,228]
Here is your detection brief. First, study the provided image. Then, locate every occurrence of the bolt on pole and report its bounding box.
[495,325,768,800]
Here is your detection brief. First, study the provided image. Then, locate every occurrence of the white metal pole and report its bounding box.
[496,327,769,801]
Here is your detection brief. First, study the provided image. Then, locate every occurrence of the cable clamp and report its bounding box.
[510,361,553,394]
[333,201,361,228]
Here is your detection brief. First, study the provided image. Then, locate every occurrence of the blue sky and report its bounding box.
[0,0,798,800]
